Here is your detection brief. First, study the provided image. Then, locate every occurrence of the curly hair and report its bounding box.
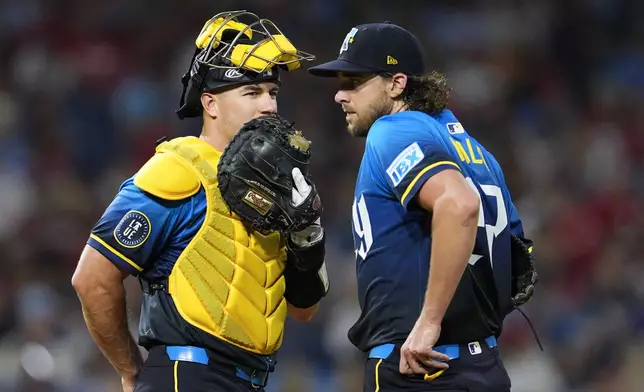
[402,70,451,115]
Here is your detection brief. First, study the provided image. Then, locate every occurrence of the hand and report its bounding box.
[121,375,137,392]
[399,317,450,375]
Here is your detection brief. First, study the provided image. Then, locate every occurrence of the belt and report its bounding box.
[166,346,269,388]
[368,336,498,360]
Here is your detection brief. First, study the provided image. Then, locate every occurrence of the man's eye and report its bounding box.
[340,79,361,90]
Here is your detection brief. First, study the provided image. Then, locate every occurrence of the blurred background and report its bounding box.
[0,0,643,391]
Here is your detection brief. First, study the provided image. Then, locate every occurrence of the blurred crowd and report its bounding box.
[0,0,643,391]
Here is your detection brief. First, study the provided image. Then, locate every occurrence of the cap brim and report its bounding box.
[308,59,376,77]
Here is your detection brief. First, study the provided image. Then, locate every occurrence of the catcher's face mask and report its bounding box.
[177,10,315,119]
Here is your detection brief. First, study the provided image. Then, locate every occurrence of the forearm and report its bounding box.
[284,258,328,310]
[422,195,479,324]
[77,283,142,378]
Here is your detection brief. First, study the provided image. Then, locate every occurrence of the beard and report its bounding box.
[346,96,394,138]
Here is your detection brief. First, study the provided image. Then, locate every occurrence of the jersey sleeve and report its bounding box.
[368,115,461,209]
[87,178,181,276]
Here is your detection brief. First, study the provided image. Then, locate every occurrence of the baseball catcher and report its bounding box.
[72,10,327,392]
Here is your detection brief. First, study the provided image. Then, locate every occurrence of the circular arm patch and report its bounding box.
[113,210,151,248]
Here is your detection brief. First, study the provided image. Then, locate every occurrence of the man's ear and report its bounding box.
[388,73,408,100]
[201,92,218,118]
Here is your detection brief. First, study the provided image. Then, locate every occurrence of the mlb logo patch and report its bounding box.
[446,122,465,134]
[386,142,424,186]
[468,341,482,355]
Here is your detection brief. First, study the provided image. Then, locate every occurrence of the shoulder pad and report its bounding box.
[134,152,201,200]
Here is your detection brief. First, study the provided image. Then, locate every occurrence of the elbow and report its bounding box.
[71,267,84,291]
[437,191,480,225]
[72,246,127,298]
[291,313,314,323]
[71,268,93,297]
[459,192,480,223]
[71,264,113,298]
[72,269,122,302]
[288,303,319,322]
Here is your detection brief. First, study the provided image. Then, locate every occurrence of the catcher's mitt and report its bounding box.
[217,114,322,233]
[510,234,538,309]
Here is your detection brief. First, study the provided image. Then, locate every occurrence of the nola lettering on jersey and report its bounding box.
[386,142,424,186]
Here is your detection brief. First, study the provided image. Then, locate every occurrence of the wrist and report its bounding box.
[284,260,329,308]
[287,225,325,272]
[420,307,444,326]
[120,345,143,378]
[289,218,323,248]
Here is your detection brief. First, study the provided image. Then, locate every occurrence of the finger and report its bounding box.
[406,355,428,374]
[414,350,450,369]
[399,355,412,374]
[399,346,413,374]
[292,168,311,196]
[429,350,451,363]
[419,357,450,370]
[412,348,451,363]
[402,348,429,375]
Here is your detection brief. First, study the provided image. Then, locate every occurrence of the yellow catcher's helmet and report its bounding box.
[177,10,315,119]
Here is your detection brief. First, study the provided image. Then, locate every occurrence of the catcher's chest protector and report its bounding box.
[143,137,288,355]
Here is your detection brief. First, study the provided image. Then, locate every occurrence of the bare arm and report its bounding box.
[400,169,480,374]
[417,169,480,324]
[71,245,143,381]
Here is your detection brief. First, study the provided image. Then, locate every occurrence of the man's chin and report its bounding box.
[347,123,368,138]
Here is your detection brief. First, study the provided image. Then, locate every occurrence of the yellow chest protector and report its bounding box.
[134,136,288,355]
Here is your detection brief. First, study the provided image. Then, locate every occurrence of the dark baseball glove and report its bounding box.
[217,114,322,233]
[510,234,538,308]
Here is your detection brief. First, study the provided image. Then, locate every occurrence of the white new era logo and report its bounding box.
[468,341,482,355]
